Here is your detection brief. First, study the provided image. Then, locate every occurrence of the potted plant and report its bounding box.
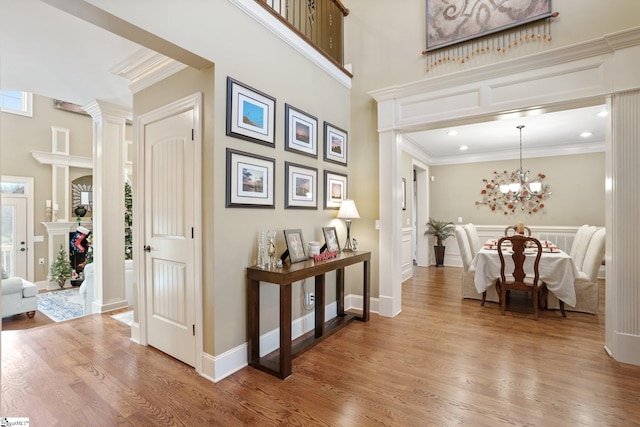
[50,243,73,288]
[425,218,455,267]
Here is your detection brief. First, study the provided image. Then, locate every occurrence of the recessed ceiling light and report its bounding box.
[580,131,593,138]
[597,111,608,117]
[447,130,458,136]
[459,145,469,151]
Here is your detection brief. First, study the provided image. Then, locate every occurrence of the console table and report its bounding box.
[247,251,370,379]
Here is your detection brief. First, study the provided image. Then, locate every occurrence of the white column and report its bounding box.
[605,89,640,365]
[378,128,403,317]
[83,100,129,312]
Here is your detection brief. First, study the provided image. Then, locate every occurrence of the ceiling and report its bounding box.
[0,0,142,109]
[1,1,607,164]
[403,103,607,165]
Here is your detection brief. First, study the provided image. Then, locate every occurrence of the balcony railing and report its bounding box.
[256,0,349,72]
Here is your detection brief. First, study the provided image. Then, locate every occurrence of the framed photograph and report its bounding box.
[323,121,348,165]
[285,162,317,209]
[402,178,407,211]
[226,77,276,147]
[285,104,318,158]
[226,148,275,208]
[324,170,347,209]
[322,226,341,253]
[283,229,307,263]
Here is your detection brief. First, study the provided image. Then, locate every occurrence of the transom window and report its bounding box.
[0,90,33,117]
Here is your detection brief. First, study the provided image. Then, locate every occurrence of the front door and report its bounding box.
[143,107,197,367]
[1,176,33,280]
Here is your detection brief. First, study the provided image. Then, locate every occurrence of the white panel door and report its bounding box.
[144,109,196,367]
[1,196,28,278]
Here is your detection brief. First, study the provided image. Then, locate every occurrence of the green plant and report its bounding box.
[50,243,73,288]
[424,218,455,246]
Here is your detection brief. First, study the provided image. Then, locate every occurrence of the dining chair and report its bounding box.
[569,224,597,271]
[497,235,546,320]
[456,227,500,305]
[557,227,606,315]
[504,225,532,236]
[463,223,482,255]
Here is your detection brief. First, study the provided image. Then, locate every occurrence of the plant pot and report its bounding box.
[434,245,446,267]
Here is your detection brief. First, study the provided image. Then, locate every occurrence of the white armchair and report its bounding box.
[2,277,38,318]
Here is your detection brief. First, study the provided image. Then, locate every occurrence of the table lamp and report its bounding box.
[337,199,360,252]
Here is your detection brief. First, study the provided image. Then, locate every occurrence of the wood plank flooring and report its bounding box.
[2,266,639,426]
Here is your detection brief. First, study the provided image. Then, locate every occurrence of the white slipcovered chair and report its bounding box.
[456,226,498,303]
[569,224,597,271]
[548,227,605,314]
[463,223,482,255]
[2,276,38,318]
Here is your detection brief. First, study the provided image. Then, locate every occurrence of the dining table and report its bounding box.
[472,239,579,307]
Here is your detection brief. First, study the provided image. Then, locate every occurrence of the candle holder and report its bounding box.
[45,206,52,222]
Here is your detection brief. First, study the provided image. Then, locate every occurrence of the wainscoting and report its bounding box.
[401,227,413,281]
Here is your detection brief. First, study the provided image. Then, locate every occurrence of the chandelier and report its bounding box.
[476,125,551,215]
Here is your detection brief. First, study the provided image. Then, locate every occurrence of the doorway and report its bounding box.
[1,176,34,280]
[137,93,203,370]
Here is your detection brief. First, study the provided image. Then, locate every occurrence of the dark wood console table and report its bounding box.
[247,251,370,379]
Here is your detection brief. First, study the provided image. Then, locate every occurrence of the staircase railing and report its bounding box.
[255,0,350,73]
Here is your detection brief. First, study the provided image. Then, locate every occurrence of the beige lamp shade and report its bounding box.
[337,199,360,219]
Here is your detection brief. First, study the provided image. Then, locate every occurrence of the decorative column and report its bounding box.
[606,89,640,365]
[377,125,403,318]
[83,100,129,313]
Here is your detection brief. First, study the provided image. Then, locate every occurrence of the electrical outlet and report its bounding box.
[305,292,314,306]
[38,258,45,265]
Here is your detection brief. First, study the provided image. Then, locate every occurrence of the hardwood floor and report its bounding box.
[2,266,639,426]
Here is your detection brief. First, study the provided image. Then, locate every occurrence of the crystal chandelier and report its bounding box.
[476,125,551,215]
[499,125,544,200]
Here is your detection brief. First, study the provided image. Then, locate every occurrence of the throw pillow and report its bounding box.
[2,268,8,279]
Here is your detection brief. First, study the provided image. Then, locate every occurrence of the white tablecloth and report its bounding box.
[472,245,578,307]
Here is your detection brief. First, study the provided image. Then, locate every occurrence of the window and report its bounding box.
[0,90,33,117]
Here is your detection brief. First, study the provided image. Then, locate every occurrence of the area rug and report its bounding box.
[111,310,133,326]
[37,288,84,322]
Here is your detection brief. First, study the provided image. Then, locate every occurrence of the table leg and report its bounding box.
[336,267,345,316]
[362,258,370,322]
[315,274,325,338]
[248,279,260,364]
[279,283,292,379]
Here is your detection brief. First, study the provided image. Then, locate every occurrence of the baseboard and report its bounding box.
[200,294,379,382]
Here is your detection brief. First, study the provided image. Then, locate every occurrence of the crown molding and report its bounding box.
[110,48,188,95]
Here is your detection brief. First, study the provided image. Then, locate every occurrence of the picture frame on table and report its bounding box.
[322,226,341,253]
[323,121,348,165]
[285,104,318,158]
[283,229,307,263]
[225,148,275,208]
[226,77,276,147]
[285,162,317,209]
[323,170,347,209]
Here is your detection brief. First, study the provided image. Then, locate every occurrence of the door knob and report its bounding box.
[143,245,151,253]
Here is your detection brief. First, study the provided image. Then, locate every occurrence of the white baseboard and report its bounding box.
[199,294,379,382]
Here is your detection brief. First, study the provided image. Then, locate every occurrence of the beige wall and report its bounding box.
[1,94,95,282]
[429,152,605,227]
[134,3,353,355]
[343,0,637,271]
